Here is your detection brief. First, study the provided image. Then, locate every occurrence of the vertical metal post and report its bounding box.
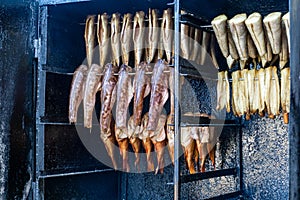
[35,5,48,200]
[289,0,300,199]
[173,0,180,200]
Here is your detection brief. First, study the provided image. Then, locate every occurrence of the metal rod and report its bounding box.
[39,168,114,179]
[173,0,180,199]
[180,168,237,183]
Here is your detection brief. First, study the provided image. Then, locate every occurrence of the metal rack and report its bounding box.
[171,0,243,199]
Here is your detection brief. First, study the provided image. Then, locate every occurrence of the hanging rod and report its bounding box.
[39,168,115,179]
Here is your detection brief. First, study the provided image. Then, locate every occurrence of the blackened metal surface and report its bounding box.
[1,1,37,199]
[242,115,289,199]
[44,125,107,172]
[290,0,300,198]
[44,171,119,199]
[45,73,73,122]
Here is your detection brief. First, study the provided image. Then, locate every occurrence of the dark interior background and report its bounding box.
[1,0,289,199]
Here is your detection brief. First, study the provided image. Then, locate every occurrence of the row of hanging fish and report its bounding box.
[69,60,214,174]
[83,9,214,68]
[212,12,290,124]
[68,8,217,174]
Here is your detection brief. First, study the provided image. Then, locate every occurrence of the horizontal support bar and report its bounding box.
[39,168,115,179]
[205,191,241,200]
[180,168,237,183]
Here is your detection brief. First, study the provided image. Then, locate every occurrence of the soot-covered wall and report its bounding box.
[0,0,36,199]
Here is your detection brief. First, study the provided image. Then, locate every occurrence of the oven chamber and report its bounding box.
[2,0,295,199]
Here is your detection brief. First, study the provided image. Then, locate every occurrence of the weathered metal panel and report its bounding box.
[0,1,37,199]
[289,0,300,198]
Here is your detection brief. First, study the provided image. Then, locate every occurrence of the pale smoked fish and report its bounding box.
[83,64,103,128]
[258,68,265,116]
[189,26,195,61]
[116,64,134,129]
[150,114,167,174]
[111,13,121,66]
[231,70,241,116]
[247,34,258,60]
[180,16,189,59]
[263,12,282,54]
[241,69,250,119]
[133,62,151,126]
[227,30,239,60]
[216,71,230,112]
[247,68,256,114]
[167,67,175,164]
[141,113,155,172]
[162,9,173,64]
[245,12,267,66]
[84,15,96,67]
[199,31,211,65]
[147,60,169,131]
[282,12,290,53]
[252,69,262,114]
[181,127,196,174]
[226,30,238,69]
[264,67,272,117]
[211,14,229,58]
[100,63,119,134]
[228,14,248,69]
[127,115,142,172]
[97,13,110,67]
[120,13,133,66]
[190,28,202,61]
[279,21,289,70]
[69,65,88,123]
[210,34,219,69]
[281,67,290,124]
[269,66,280,118]
[115,65,133,171]
[133,11,145,67]
[147,9,159,63]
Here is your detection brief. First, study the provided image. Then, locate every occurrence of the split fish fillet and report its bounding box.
[190,28,202,61]
[279,21,289,70]
[69,65,88,123]
[146,9,159,63]
[84,15,95,67]
[120,13,133,66]
[269,66,280,118]
[216,71,230,112]
[228,13,248,69]
[199,31,211,65]
[133,62,151,126]
[162,9,173,64]
[245,12,267,67]
[133,11,145,66]
[83,64,103,128]
[281,67,290,124]
[115,64,134,129]
[147,60,169,131]
[263,12,282,54]
[282,12,290,53]
[97,13,110,67]
[111,13,121,66]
